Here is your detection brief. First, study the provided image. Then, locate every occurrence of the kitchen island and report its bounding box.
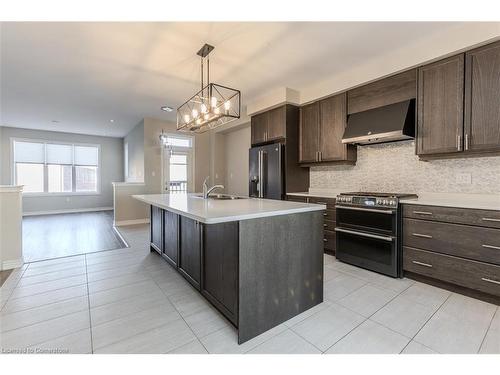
[133,193,325,344]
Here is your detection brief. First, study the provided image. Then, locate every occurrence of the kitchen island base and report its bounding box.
[149,206,324,344]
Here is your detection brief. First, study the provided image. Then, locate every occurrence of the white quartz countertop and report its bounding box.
[400,192,500,211]
[287,190,343,199]
[133,193,326,224]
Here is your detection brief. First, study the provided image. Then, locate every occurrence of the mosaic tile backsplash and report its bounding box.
[310,141,500,194]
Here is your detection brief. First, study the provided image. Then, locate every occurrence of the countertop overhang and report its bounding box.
[133,193,326,224]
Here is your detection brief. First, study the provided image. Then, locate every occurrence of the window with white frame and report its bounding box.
[13,140,100,194]
[162,135,193,193]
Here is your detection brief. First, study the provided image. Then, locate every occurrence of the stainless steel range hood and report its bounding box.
[342,99,415,145]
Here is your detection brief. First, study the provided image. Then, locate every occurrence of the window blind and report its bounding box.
[74,145,98,166]
[13,141,45,163]
[46,143,73,165]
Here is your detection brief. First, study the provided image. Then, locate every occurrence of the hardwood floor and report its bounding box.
[22,211,127,263]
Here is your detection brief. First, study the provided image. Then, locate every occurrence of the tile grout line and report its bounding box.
[149,270,212,354]
[1,264,31,311]
[319,279,415,354]
[398,292,453,354]
[84,254,95,354]
[477,305,498,354]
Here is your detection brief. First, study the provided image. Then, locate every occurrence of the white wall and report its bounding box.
[124,121,144,183]
[311,141,500,194]
[0,186,24,270]
[0,126,124,214]
[224,124,251,196]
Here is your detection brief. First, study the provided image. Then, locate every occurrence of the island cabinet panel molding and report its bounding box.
[179,216,202,289]
[162,210,179,267]
[238,211,324,343]
[465,40,500,153]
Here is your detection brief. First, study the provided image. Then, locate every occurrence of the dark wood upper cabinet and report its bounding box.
[251,112,268,145]
[179,216,201,289]
[319,93,356,162]
[347,69,417,114]
[299,94,356,164]
[417,54,465,156]
[465,40,500,153]
[162,210,179,267]
[267,106,286,142]
[299,102,320,163]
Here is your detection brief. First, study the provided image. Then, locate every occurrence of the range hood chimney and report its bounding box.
[342,99,415,145]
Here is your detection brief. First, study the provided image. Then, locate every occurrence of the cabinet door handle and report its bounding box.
[323,213,328,217]
[323,224,328,227]
[412,260,433,268]
[323,238,328,242]
[482,244,500,250]
[319,151,322,162]
[457,134,462,151]
[412,233,433,239]
[482,217,500,223]
[481,277,500,285]
[413,211,433,216]
[465,134,469,151]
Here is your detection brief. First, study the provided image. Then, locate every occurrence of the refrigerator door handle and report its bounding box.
[258,150,263,198]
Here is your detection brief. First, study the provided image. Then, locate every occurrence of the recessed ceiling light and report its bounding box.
[161,106,174,112]
[51,120,60,123]
[109,119,115,123]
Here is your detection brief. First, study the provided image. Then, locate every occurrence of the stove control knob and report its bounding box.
[391,200,397,206]
[382,199,387,205]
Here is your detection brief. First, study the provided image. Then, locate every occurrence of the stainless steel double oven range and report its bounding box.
[335,192,417,278]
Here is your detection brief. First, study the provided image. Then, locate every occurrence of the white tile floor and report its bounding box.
[1,224,499,354]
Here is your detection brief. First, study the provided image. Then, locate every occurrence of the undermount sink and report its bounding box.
[192,193,247,200]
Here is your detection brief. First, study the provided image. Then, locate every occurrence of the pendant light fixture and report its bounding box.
[177,43,241,133]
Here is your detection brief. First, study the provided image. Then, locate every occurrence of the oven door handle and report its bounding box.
[334,227,395,242]
[335,205,395,215]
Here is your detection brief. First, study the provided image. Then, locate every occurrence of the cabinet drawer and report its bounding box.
[322,209,336,222]
[323,219,336,232]
[403,218,500,265]
[308,197,336,210]
[403,247,500,297]
[324,230,336,252]
[403,204,500,229]
[286,195,308,203]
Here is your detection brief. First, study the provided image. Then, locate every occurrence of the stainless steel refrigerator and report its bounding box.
[249,143,284,200]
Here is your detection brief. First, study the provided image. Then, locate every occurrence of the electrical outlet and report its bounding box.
[456,172,472,184]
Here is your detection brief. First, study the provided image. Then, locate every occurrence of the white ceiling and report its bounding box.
[0,22,490,137]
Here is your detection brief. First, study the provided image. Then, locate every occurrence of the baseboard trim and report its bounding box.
[114,218,150,226]
[1,258,24,271]
[23,207,114,216]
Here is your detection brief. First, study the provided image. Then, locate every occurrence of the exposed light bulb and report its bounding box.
[204,113,210,120]
[214,107,220,115]
[210,97,218,108]
[192,109,198,118]
[224,100,231,111]
[200,103,208,114]
[183,114,190,123]
[196,118,202,125]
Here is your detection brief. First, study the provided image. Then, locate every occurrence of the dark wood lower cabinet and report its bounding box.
[202,222,239,325]
[403,203,500,301]
[147,205,324,343]
[162,210,179,267]
[179,216,201,290]
[150,205,163,254]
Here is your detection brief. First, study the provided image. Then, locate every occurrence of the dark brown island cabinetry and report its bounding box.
[417,40,500,158]
[178,216,202,289]
[299,93,356,165]
[402,204,500,302]
[287,195,337,254]
[149,204,324,344]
